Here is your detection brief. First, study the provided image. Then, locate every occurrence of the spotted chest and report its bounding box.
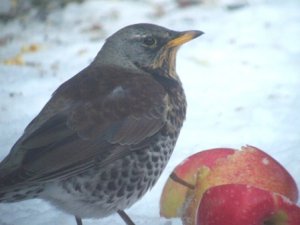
[43,133,176,218]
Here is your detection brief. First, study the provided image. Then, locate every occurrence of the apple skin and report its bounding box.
[197,184,300,225]
[160,148,236,218]
[183,145,298,225]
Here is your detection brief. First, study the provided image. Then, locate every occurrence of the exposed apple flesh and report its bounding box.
[159,146,298,224]
[160,148,236,218]
[197,184,300,225]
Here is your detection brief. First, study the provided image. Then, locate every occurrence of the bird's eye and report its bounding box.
[143,37,156,47]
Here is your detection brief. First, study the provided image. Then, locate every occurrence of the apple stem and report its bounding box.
[169,172,195,190]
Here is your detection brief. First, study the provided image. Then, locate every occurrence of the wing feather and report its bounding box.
[0,66,168,188]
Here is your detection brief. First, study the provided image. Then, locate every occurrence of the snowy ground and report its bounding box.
[0,0,300,224]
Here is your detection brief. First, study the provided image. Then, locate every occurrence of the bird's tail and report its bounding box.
[0,169,43,203]
[0,181,42,203]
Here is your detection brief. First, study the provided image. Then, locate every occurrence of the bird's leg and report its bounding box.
[75,216,83,225]
[117,210,136,225]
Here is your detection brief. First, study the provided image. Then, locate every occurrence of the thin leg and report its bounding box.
[117,210,136,225]
[75,216,83,225]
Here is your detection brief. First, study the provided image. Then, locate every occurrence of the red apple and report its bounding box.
[160,148,236,218]
[183,146,298,225]
[197,184,300,225]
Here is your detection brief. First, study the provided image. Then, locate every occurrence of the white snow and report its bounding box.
[0,0,300,224]
[262,157,270,165]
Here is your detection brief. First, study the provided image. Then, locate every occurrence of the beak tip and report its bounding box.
[194,30,205,38]
[167,29,205,47]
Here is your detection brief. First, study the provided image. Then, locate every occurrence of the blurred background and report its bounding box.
[0,0,300,224]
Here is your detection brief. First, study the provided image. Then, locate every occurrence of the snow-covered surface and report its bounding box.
[0,0,299,224]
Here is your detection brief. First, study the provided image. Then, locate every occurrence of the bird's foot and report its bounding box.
[117,210,136,225]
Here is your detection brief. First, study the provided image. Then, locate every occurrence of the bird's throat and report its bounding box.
[151,47,179,80]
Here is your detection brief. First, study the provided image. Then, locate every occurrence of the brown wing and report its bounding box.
[0,65,168,187]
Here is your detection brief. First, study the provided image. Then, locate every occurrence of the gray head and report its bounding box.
[93,23,203,80]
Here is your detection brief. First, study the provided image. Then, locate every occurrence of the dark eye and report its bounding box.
[143,36,156,47]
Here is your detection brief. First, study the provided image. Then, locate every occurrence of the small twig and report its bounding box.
[169,172,195,189]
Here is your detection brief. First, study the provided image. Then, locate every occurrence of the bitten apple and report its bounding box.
[160,148,236,218]
[197,184,300,225]
[183,145,298,225]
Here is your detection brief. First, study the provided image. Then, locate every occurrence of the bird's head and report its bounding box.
[94,23,203,82]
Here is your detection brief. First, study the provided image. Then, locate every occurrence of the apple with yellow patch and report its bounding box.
[182,145,298,225]
[160,148,236,218]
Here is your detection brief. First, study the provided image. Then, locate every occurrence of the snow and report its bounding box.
[261,157,270,165]
[0,0,300,224]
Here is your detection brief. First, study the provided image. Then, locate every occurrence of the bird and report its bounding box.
[0,23,203,225]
